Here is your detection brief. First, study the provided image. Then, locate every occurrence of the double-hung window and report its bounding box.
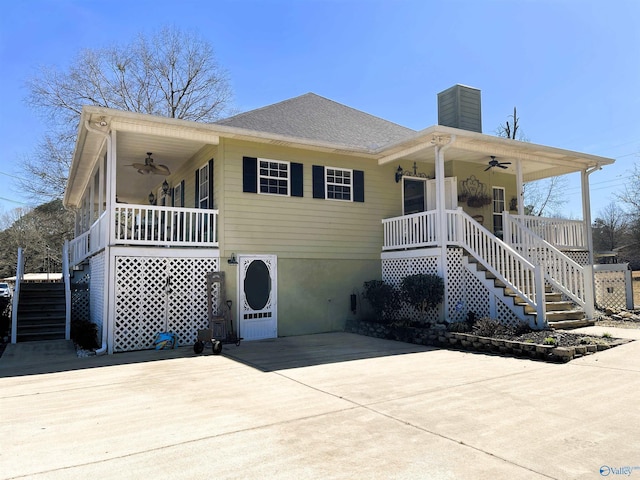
[259,159,289,195]
[326,167,352,201]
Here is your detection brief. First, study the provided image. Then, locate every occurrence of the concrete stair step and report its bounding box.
[545,309,586,322]
[548,319,595,330]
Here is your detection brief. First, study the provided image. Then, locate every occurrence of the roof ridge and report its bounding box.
[216,92,318,125]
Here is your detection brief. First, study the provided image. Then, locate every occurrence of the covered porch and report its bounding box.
[377,127,614,327]
[65,108,223,267]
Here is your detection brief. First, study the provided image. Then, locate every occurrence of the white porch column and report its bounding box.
[581,168,595,265]
[435,136,454,322]
[515,158,525,217]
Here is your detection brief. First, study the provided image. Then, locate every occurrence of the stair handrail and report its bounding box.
[63,240,71,340]
[503,212,594,318]
[450,208,546,324]
[10,247,25,344]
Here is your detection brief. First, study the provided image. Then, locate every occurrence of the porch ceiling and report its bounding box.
[376,125,615,182]
[114,131,207,204]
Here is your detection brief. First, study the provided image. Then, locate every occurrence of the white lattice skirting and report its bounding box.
[382,248,530,327]
[113,255,219,352]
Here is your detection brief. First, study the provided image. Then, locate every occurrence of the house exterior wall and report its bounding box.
[214,139,400,335]
[448,160,518,230]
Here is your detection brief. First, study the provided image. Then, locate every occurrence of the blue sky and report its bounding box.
[0,0,638,219]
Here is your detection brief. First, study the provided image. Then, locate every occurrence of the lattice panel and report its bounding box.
[446,249,466,323]
[70,266,90,322]
[495,298,526,328]
[594,270,628,310]
[382,255,441,322]
[113,256,218,352]
[462,263,491,319]
[167,257,218,346]
[564,250,590,266]
[89,253,105,337]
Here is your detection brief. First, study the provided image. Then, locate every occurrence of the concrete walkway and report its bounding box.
[0,329,639,479]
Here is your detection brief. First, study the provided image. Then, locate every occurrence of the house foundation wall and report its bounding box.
[275,258,381,336]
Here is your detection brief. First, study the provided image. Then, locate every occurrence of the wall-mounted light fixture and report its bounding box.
[162,179,170,197]
[395,162,429,183]
[148,191,155,205]
[228,253,238,265]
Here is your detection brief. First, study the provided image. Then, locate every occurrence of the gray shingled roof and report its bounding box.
[216,93,416,150]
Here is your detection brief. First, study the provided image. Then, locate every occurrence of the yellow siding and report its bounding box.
[218,139,401,260]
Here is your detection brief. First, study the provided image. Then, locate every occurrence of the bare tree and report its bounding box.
[0,200,74,278]
[22,25,233,201]
[496,107,566,216]
[592,201,630,252]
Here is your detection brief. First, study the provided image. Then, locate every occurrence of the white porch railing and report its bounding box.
[114,205,219,247]
[503,213,594,318]
[382,210,438,250]
[10,247,25,344]
[382,208,546,322]
[68,205,219,266]
[510,215,586,249]
[450,209,545,321]
[62,241,71,340]
[69,231,90,267]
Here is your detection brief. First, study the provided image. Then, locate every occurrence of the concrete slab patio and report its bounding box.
[0,329,639,480]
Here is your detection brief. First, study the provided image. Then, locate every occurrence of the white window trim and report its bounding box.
[258,158,291,196]
[198,163,209,207]
[325,166,353,202]
[173,182,183,208]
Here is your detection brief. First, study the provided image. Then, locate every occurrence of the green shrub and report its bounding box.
[71,319,99,350]
[543,336,557,346]
[399,274,444,324]
[362,280,400,324]
[447,321,471,333]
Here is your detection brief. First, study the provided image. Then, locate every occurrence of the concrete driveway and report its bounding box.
[1,330,639,480]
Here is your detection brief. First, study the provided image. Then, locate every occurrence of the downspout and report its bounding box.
[581,165,601,320]
[84,120,110,355]
[435,135,455,323]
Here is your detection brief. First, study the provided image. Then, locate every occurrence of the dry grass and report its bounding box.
[633,271,640,308]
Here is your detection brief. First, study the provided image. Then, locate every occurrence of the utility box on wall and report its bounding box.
[437,84,482,133]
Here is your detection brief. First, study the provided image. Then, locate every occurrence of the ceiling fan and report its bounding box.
[130,152,171,176]
[484,156,511,171]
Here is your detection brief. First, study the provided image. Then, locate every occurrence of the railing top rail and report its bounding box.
[454,209,537,270]
[505,214,584,270]
[382,209,437,223]
[114,204,219,215]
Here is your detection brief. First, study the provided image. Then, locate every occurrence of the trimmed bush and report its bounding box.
[362,280,400,324]
[400,273,444,324]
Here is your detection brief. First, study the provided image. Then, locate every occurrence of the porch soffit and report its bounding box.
[376,126,614,182]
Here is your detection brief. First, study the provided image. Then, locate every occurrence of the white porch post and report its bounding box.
[581,168,597,319]
[515,158,524,217]
[581,169,595,265]
[435,136,454,323]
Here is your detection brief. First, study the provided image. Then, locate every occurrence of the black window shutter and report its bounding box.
[194,168,200,208]
[312,165,325,199]
[180,180,185,207]
[243,156,258,193]
[208,158,214,208]
[291,162,303,197]
[354,170,364,202]
[170,185,175,207]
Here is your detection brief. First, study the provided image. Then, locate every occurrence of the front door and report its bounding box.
[238,255,277,340]
[403,178,427,214]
